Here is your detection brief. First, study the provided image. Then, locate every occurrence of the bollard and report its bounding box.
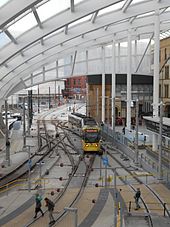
[128,201,131,213]
[163,203,166,216]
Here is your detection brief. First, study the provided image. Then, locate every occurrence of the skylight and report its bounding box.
[0,32,10,48]
[0,0,10,8]
[98,0,126,16]
[131,0,147,5]
[7,11,37,38]
[36,0,70,22]
[69,15,92,28]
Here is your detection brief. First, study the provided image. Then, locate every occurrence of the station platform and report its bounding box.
[0,111,169,227]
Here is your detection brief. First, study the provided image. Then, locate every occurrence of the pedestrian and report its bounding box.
[122,127,125,135]
[134,188,141,210]
[34,193,44,218]
[44,197,55,224]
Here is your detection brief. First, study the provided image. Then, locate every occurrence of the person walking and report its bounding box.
[134,188,141,210]
[44,197,55,224]
[34,193,44,218]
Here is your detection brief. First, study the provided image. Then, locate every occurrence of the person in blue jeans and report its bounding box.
[34,193,44,218]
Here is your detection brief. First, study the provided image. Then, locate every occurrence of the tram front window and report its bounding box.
[84,131,100,143]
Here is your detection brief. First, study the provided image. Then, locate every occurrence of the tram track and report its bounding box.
[105,145,170,227]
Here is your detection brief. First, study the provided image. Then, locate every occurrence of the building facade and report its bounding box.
[63,76,86,100]
[159,38,170,117]
[87,74,153,126]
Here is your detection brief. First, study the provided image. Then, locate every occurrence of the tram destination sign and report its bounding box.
[144,119,170,138]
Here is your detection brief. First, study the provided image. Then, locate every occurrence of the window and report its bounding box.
[164,84,169,98]
[165,65,169,79]
[165,48,167,60]
[73,79,76,85]
[78,79,81,85]
[159,84,161,98]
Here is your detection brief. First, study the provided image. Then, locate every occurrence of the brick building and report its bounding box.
[63,76,86,99]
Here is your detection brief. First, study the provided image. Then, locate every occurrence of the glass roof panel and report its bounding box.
[160,30,170,40]
[74,0,85,5]
[131,0,148,5]
[7,11,37,38]
[98,0,126,16]
[69,15,92,28]
[136,11,154,18]
[36,0,70,22]
[0,32,10,48]
[0,0,10,8]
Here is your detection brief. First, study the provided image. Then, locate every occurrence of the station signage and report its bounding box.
[144,119,170,138]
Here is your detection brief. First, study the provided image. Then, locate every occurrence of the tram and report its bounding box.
[68,113,101,154]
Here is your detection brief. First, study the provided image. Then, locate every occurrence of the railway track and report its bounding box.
[104,144,170,227]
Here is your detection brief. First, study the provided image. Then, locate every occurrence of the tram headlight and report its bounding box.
[95,144,98,147]
[85,144,89,147]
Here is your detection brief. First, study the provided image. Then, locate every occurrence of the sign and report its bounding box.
[85,129,98,133]
[102,156,109,167]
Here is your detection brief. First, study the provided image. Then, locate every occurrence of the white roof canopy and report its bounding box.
[0,0,170,98]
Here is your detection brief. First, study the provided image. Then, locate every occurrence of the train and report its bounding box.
[68,113,102,154]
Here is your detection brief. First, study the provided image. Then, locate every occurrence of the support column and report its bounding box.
[158,102,163,180]
[135,99,139,164]
[153,10,160,151]
[117,43,120,73]
[5,99,10,166]
[37,85,40,113]
[49,87,51,109]
[102,46,105,123]
[112,37,116,137]
[86,50,88,75]
[134,39,137,70]
[54,80,57,107]
[96,88,99,122]
[127,30,132,130]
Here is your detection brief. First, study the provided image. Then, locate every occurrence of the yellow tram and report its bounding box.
[82,125,101,153]
[68,113,102,154]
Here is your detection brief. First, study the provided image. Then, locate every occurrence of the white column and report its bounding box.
[153,10,160,151]
[86,50,88,75]
[112,37,116,135]
[127,30,132,130]
[134,39,137,70]
[102,46,105,123]
[117,43,120,73]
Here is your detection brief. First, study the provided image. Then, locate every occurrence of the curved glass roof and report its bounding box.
[0,0,170,99]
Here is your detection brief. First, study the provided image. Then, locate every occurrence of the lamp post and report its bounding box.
[5,99,10,166]
[36,161,45,187]
[158,101,163,180]
[23,97,26,148]
[135,99,139,165]
[25,145,34,192]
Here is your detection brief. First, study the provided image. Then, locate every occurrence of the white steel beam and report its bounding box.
[122,0,133,13]
[1,12,170,82]
[0,0,169,67]
[32,6,43,29]
[0,0,44,29]
[71,0,75,13]
[4,30,18,44]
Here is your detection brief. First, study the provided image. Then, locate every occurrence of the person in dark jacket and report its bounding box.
[33,193,44,218]
[134,188,141,210]
[44,197,55,224]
